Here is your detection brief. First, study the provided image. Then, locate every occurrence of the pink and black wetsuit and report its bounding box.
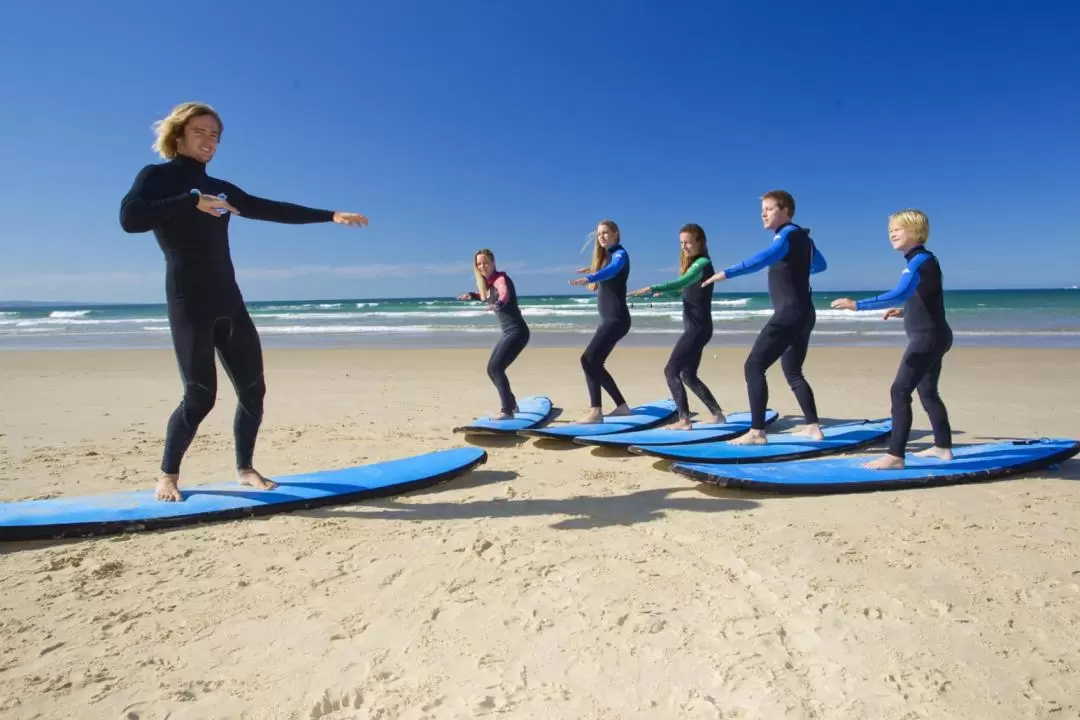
[464,270,530,414]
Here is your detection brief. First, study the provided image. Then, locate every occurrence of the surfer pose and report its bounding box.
[701,190,826,444]
[456,249,531,420]
[119,102,368,502]
[831,209,953,469]
[629,223,725,429]
[568,220,633,423]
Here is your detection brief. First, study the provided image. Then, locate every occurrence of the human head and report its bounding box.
[473,248,496,297]
[760,190,795,231]
[888,209,930,252]
[153,102,224,163]
[595,220,620,249]
[589,219,621,289]
[678,223,708,273]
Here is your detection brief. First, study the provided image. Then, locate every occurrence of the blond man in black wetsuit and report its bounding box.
[120,102,368,502]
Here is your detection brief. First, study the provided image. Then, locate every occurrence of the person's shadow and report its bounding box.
[298,471,759,530]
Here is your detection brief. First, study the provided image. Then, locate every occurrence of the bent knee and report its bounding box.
[181,384,216,422]
[890,381,915,400]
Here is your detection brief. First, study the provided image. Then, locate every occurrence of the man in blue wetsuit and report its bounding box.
[702,190,826,445]
[831,209,953,469]
[120,102,368,502]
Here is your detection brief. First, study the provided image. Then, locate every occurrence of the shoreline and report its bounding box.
[3,328,1080,351]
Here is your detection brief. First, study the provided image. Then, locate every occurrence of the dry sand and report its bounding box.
[1,346,1079,719]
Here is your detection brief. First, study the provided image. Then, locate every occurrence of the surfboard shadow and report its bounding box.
[399,469,519,497]
[302,486,759,530]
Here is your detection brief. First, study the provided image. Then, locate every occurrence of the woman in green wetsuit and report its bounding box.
[629,224,725,429]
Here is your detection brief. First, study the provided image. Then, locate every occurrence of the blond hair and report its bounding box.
[152,102,223,160]
[473,248,495,299]
[588,219,620,291]
[889,209,930,244]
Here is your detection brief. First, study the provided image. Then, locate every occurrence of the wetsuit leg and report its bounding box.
[915,333,953,450]
[680,328,721,417]
[887,334,951,457]
[486,328,530,414]
[664,329,720,420]
[743,321,796,430]
[161,306,218,475]
[214,309,267,470]
[779,314,819,424]
[580,320,630,408]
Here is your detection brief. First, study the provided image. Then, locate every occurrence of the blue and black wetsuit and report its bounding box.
[465,270,530,414]
[119,154,336,476]
[723,223,826,429]
[649,255,722,421]
[855,245,952,457]
[581,244,631,408]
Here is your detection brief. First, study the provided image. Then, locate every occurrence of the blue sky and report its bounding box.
[1,0,1077,303]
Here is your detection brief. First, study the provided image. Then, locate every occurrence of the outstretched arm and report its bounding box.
[649,257,711,294]
[223,182,337,224]
[119,165,197,233]
[721,235,789,279]
[584,247,629,283]
[854,254,930,310]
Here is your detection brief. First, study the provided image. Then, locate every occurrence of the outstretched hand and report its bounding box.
[830,298,857,311]
[333,211,368,227]
[568,277,589,286]
[196,194,240,217]
[627,286,652,297]
[701,271,726,287]
[882,308,903,320]
[576,266,591,274]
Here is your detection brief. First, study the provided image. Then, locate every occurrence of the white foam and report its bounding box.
[48,310,92,318]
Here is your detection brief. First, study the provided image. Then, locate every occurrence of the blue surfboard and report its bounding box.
[0,446,488,542]
[572,409,779,449]
[629,419,892,463]
[453,395,554,435]
[671,438,1080,494]
[518,399,678,440]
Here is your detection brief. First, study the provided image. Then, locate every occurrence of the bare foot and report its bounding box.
[914,446,953,460]
[862,454,905,470]
[665,418,694,430]
[709,412,727,425]
[729,429,767,446]
[155,474,182,502]
[575,408,603,424]
[606,404,632,417]
[794,423,825,441]
[238,468,278,491]
[491,410,513,421]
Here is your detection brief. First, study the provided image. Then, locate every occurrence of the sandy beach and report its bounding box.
[1,345,1079,719]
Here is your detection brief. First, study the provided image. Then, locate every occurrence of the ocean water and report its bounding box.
[1,290,1078,350]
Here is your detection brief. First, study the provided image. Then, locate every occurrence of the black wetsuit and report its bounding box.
[581,244,631,408]
[722,223,827,429]
[467,270,530,414]
[650,255,722,421]
[856,246,953,456]
[119,154,335,475]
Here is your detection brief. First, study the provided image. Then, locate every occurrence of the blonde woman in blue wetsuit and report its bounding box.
[568,219,633,424]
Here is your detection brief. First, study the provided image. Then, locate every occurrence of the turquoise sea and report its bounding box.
[1,290,1078,350]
